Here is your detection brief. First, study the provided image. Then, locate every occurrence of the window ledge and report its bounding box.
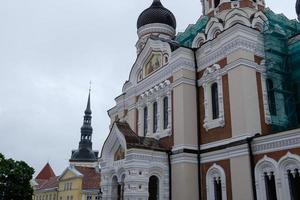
[204,117,225,131]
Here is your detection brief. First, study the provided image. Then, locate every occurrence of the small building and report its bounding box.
[33,163,59,200]
[58,165,101,200]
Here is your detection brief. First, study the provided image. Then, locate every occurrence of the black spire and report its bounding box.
[79,90,93,148]
[70,89,98,163]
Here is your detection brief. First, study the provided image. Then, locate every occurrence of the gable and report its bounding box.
[125,38,172,92]
[59,166,83,181]
[101,122,128,162]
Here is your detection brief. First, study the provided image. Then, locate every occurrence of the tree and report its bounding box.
[0,153,34,200]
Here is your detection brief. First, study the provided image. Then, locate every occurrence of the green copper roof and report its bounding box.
[176,16,209,48]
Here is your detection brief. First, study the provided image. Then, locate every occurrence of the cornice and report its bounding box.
[196,24,264,70]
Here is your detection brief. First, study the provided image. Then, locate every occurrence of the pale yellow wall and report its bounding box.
[58,170,82,200]
[227,50,261,137]
[172,163,199,200]
[230,155,254,200]
[34,191,58,200]
[173,69,198,146]
[127,108,137,133]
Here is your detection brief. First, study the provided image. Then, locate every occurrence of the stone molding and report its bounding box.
[200,128,300,164]
[196,24,264,71]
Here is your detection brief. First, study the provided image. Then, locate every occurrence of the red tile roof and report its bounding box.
[36,163,56,180]
[36,176,59,190]
[116,122,168,151]
[75,166,101,190]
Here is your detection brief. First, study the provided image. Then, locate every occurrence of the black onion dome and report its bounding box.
[71,148,97,162]
[137,0,176,29]
[297,0,300,17]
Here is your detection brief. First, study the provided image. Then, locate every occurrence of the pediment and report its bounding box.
[125,38,172,92]
[59,166,82,181]
[100,122,127,161]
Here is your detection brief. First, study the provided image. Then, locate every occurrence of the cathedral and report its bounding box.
[99,0,300,200]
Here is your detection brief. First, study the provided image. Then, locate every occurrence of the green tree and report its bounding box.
[0,153,34,200]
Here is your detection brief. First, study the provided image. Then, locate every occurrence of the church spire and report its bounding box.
[69,88,98,163]
[80,89,93,146]
[85,86,92,115]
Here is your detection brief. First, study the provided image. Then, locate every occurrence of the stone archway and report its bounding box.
[148,175,159,200]
[111,176,119,200]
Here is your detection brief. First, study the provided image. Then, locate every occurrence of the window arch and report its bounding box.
[144,106,148,136]
[153,102,158,133]
[206,164,227,200]
[255,156,279,200]
[163,97,168,130]
[278,153,300,200]
[149,176,159,200]
[211,82,219,120]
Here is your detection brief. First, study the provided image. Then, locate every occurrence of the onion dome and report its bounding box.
[137,0,176,29]
[297,0,300,19]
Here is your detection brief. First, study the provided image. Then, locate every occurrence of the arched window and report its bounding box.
[264,172,277,200]
[206,164,227,200]
[214,0,220,8]
[211,83,219,120]
[278,153,300,200]
[255,157,279,200]
[144,106,148,136]
[214,177,222,200]
[288,169,300,199]
[163,97,168,129]
[153,102,158,133]
[267,79,277,115]
[149,176,159,200]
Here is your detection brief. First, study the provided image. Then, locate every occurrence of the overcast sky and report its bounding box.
[0,0,298,176]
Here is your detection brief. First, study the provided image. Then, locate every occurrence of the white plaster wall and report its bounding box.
[228,50,262,137]
[230,155,254,200]
[173,69,198,147]
[172,163,199,200]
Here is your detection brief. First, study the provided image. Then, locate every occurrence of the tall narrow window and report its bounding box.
[211,83,219,120]
[144,106,148,136]
[267,79,277,115]
[153,102,158,133]
[149,176,159,200]
[264,172,278,200]
[163,97,168,129]
[214,177,222,200]
[288,169,300,200]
